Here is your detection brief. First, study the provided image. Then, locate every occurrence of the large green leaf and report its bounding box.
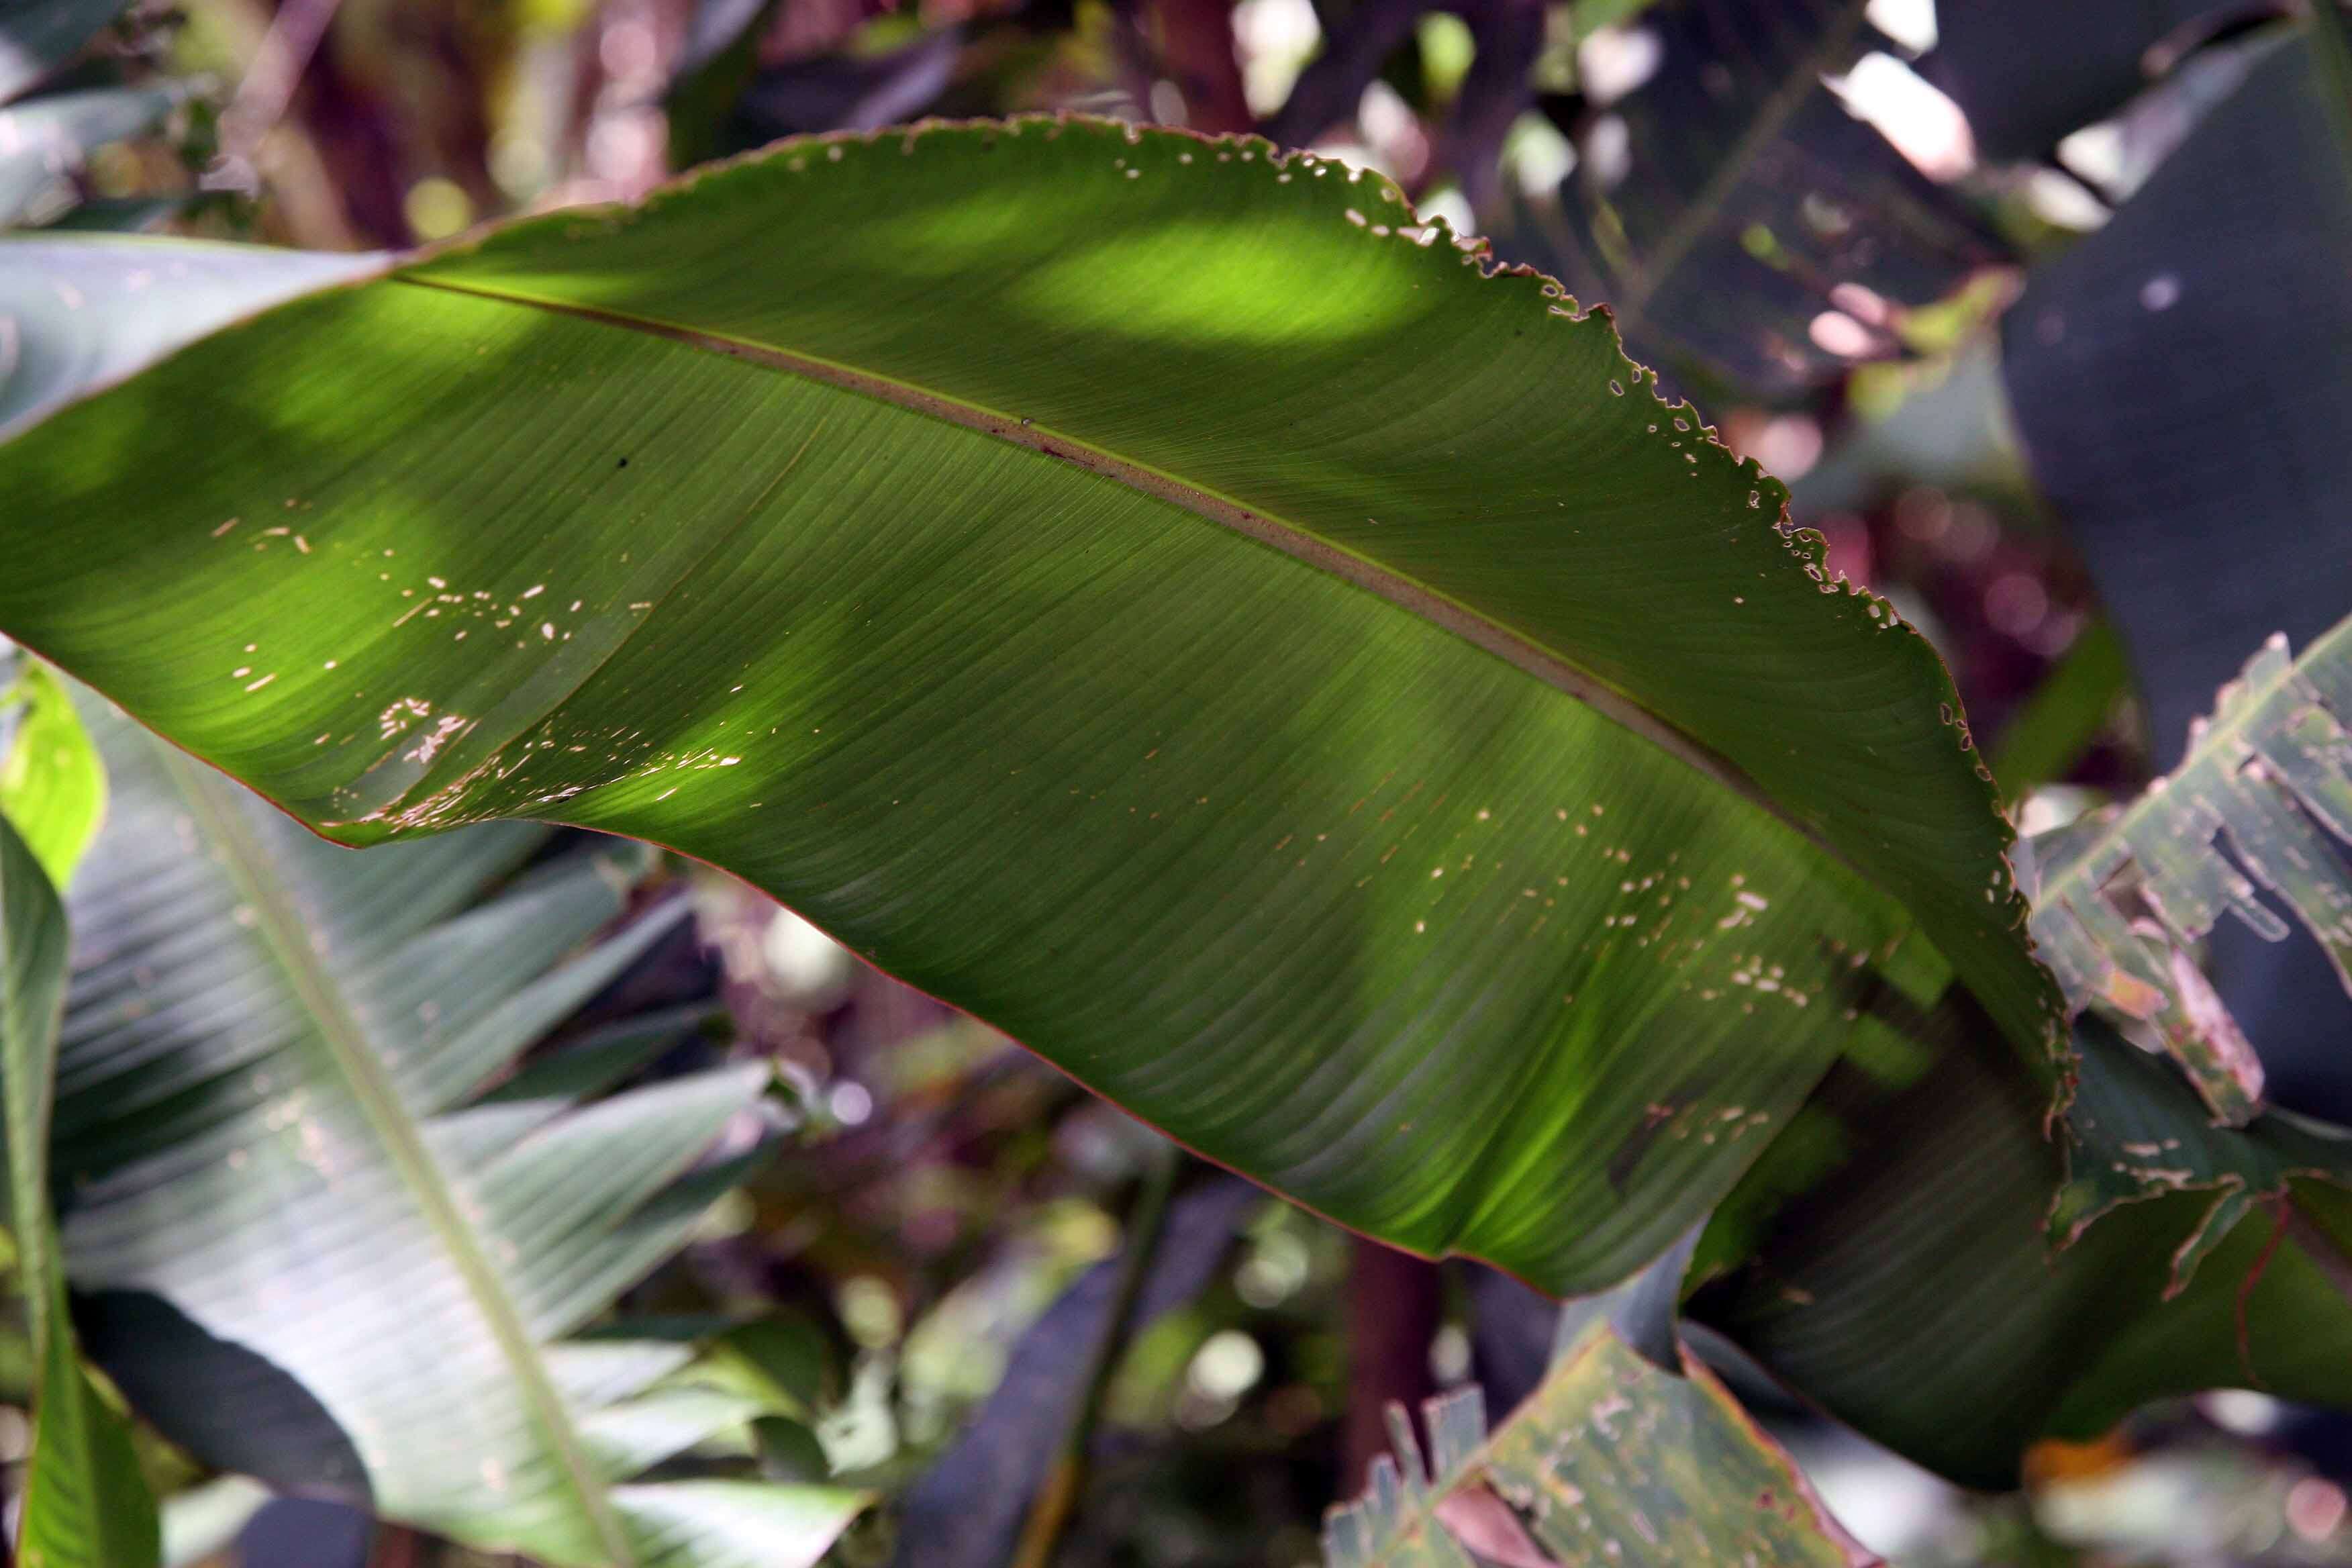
[0,659,104,888]
[46,703,869,1567]
[0,117,2058,1297]
[1692,1001,2352,1488]
[0,810,158,1568]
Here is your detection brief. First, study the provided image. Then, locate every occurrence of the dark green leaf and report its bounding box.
[0,118,2061,1299]
[46,702,869,1567]
[1498,0,2006,395]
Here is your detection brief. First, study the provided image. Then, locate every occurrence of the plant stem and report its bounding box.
[1009,1145,1181,1568]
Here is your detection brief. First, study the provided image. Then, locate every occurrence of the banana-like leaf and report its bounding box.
[45,705,869,1567]
[1326,1240,1874,1568]
[2021,614,2352,1123]
[1,810,160,1568]
[1499,0,2006,396]
[0,659,104,887]
[0,85,177,228]
[0,118,2060,1300]
[1692,999,2352,1487]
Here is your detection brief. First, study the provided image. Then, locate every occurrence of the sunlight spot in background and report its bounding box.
[2058,121,2126,191]
[1506,114,1575,197]
[2200,1389,2282,1436]
[1233,0,1321,118]
[1864,0,1938,55]
[2289,1478,2349,1543]
[765,905,852,1005]
[1416,185,1475,237]
[1188,1329,1265,1400]
[1578,25,1662,105]
[1826,52,1974,183]
[2024,166,2110,230]
[403,177,474,241]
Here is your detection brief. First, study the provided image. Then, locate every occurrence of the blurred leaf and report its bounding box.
[0,237,381,438]
[0,659,103,887]
[0,810,159,1568]
[0,119,2061,1305]
[1920,0,2269,162]
[0,0,129,105]
[1989,620,2127,799]
[1998,28,2352,1122]
[1692,997,2352,1488]
[1327,1236,1875,1568]
[0,85,177,227]
[158,1475,272,1568]
[893,1179,1258,1568]
[1499,0,2007,396]
[44,701,868,1567]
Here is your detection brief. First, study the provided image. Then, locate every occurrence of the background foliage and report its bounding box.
[5,0,2352,1565]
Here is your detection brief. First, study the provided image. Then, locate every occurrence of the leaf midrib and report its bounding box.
[388,270,1853,881]
[158,746,636,1566]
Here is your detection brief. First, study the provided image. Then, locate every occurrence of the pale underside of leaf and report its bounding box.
[1323,1319,1874,1568]
[48,707,863,1567]
[2025,614,2352,1122]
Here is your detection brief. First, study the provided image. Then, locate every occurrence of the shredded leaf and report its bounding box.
[2022,615,2352,1123]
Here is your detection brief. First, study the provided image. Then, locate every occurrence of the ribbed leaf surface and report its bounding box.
[2024,614,2352,1122]
[0,118,2059,1298]
[47,706,867,1567]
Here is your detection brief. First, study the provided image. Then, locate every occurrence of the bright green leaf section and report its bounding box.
[0,118,2057,1295]
[0,660,105,887]
[1,812,160,1568]
[44,703,867,1567]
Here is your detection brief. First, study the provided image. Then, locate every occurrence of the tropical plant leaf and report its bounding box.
[0,658,103,887]
[43,701,869,1568]
[2052,1016,2352,1288]
[0,237,382,438]
[1326,1238,1874,1568]
[893,1177,1260,1568]
[0,808,160,1568]
[0,0,128,105]
[0,84,178,227]
[1920,0,2259,162]
[1998,26,2352,1121]
[1988,619,2127,799]
[1498,0,2006,396]
[2020,614,2352,1124]
[1691,995,2352,1488]
[0,117,2061,1302]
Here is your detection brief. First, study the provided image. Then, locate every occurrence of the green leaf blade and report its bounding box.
[1,810,159,1568]
[0,119,2055,1297]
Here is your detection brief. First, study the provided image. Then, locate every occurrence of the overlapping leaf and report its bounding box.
[1692,999,2352,1487]
[1499,0,2006,395]
[1328,1239,1873,1567]
[1,808,159,1568]
[0,117,2059,1302]
[2021,615,2352,1122]
[44,703,867,1567]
